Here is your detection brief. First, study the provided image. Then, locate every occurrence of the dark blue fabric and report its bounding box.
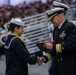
[34,51,43,58]
[48,65,54,74]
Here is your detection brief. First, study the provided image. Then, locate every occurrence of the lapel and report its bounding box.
[59,20,68,38]
[54,20,68,43]
[59,20,68,32]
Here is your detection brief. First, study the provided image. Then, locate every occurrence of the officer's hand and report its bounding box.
[44,43,53,50]
[37,57,44,65]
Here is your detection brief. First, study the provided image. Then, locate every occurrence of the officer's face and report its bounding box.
[50,14,59,26]
[15,26,24,36]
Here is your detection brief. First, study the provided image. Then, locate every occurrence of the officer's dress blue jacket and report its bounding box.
[44,20,76,75]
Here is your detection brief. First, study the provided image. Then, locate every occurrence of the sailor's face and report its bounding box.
[16,26,24,36]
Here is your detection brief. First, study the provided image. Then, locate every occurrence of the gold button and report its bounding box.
[62,38,64,39]
[62,47,64,49]
[62,42,65,44]
[58,59,59,61]
[61,58,62,60]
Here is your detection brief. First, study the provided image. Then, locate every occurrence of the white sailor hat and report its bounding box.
[46,8,64,21]
[10,18,24,26]
[51,1,69,11]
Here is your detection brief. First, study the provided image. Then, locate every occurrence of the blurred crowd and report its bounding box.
[0,0,74,29]
[0,0,75,57]
[0,0,52,29]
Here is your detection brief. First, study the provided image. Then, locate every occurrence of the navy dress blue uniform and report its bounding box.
[4,34,38,75]
[45,7,76,75]
[44,20,76,75]
[53,20,76,75]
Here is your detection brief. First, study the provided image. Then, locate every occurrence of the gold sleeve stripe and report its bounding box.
[56,44,62,53]
[44,53,52,60]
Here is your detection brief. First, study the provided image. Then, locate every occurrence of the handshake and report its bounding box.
[37,57,45,65]
[35,42,53,65]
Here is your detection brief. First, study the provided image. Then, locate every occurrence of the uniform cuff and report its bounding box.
[44,53,52,63]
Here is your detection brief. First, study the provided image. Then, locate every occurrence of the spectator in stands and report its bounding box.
[0,1,51,26]
[0,18,6,59]
[4,18,41,75]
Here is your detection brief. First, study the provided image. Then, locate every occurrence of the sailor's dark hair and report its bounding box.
[9,23,21,32]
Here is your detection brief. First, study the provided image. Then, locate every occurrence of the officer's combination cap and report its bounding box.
[46,8,64,21]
